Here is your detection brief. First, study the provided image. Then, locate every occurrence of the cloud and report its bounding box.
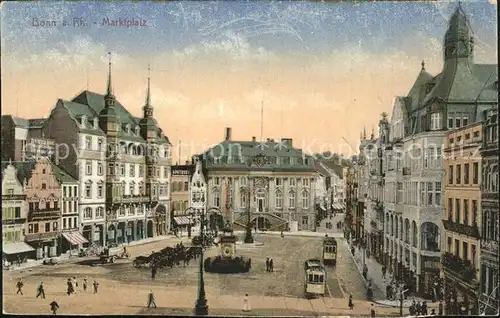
[172,30,277,61]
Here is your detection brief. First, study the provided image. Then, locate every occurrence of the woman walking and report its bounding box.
[243,294,251,312]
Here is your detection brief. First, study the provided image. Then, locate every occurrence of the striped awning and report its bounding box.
[173,216,193,226]
[332,203,346,210]
[2,242,35,255]
[62,232,88,245]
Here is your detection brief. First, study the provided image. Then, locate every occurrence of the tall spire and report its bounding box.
[363,126,367,140]
[145,64,151,106]
[371,126,375,140]
[106,52,114,97]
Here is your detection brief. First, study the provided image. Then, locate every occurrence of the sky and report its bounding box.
[1,1,497,162]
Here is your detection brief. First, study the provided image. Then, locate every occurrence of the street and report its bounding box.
[3,234,408,316]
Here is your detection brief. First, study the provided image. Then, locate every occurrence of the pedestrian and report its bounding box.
[422,301,428,315]
[66,279,73,296]
[370,304,376,317]
[50,300,59,315]
[16,279,24,295]
[83,278,88,291]
[37,282,46,299]
[416,301,421,316]
[348,294,354,310]
[147,290,157,308]
[269,259,274,272]
[243,293,251,312]
[93,280,99,294]
[73,277,78,289]
[363,264,368,279]
[438,301,443,315]
[431,308,436,315]
[265,258,269,272]
[381,265,386,279]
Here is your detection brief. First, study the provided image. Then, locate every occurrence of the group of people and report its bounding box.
[409,300,433,316]
[15,277,100,315]
[265,258,274,272]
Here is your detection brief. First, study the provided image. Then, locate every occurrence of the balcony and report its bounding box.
[402,167,411,176]
[442,252,477,281]
[25,231,59,242]
[442,219,480,239]
[481,240,499,254]
[2,194,26,201]
[29,209,60,221]
[107,195,150,204]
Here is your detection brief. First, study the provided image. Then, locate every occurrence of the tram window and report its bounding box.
[308,274,313,282]
[313,274,319,282]
[319,275,324,283]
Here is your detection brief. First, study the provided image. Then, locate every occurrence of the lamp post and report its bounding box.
[194,210,209,316]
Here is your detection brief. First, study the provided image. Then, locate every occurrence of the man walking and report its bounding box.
[370,304,376,317]
[16,279,24,295]
[147,290,157,308]
[381,265,386,279]
[265,258,269,272]
[36,282,46,299]
[50,300,59,315]
[93,280,99,294]
[269,259,274,272]
[83,278,88,291]
[348,294,354,310]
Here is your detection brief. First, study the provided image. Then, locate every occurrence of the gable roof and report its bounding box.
[320,161,345,179]
[1,161,37,185]
[50,163,78,184]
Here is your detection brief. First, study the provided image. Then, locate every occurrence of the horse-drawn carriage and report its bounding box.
[99,247,129,264]
[133,245,200,269]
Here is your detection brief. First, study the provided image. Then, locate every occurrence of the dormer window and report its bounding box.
[93,118,98,129]
[126,124,131,134]
[135,126,139,135]
[81,115,87,128]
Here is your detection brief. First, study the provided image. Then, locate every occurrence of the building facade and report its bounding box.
[43,60,172,247]
[170,163,195,236]
[188,156,207,235]
[479,107,499,315]
[1,162,34,262]
[200,127,317,232]
[442,122,482,315]
[24,157,62,259]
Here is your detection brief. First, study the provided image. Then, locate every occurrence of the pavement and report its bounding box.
[233,230,344,238]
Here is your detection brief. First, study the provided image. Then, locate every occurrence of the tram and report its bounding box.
[303,258,326,299]
[322,237,337,266]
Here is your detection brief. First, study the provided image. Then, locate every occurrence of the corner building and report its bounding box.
[43,61,172,246]
[384,5,497,298]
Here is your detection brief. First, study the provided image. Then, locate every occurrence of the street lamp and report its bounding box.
[194,210,209,316]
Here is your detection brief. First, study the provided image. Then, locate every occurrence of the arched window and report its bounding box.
[96,207,104,219]
[213,191,220,208]
[301,191,309,209]
[412,221,418,247]
[129,182,135,196]
[139,183,144,195]
[395,217,399,239]
[240,191,247,208]
[404,219,410,243]
[288,190,296,208]
[275,190,283,209]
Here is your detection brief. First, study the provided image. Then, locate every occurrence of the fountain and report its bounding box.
[204,223,252,274]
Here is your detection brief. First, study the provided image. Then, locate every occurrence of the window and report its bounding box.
[84,207,92,220]
[396,182,403,203]
[427,182,433,205]
[463,115,468,127]
[53,222,58,231]
[303,178,309,187]
[276,191,283,208]
[147,167,152,177]
[41,183,47,190]
[472,200,478,224]
[435,182,441,206]
[129,183,134,195]
[164,167,168,178]
[85,136,92,150]
[302,215,308,226]
[215,177,220,186]
[276,178,282,186]
[63,218,67,229]
[463,199,469,225]
[240,192,247,208]
[448,112,454,129]
[454,239,460,256]
[97,139,103,152]
[473,131,480,138]
[85,183,92,198]
[45,222,50,232]
[108,163,114,175]
[128,206,134,215]
[465,133,470,140]
[97,184,103,198]
[240,177,247,186]
[289,178,296,187]
[455,199,461,223]
[464,163,470,184]
[430,113,441,130]
[456,164,461,184]
[119,206,125,216]
[301,191,309,209]
[473,162,479,184]
[97,162,103,175]
[120,182,126,196]
[289,191,296,208]
[184,182,188,191]
[139,184,144,195]
[130,164,135,177]
[213,192,220,208]
[448,165,453,185]
[120,164,125,176]
[420,182,426,206]
[139,166,144,177]
[455,114,461,128]
[448,198,453,220]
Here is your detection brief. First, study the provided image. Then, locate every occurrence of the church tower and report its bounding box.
[99,53,121,209]
[139,66,160,208]
[444,4,474,62]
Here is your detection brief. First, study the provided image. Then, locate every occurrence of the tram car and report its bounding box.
[322,237,337,266]
[303,258,326,299]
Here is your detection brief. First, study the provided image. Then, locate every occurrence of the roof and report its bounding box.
[314,160,333,177]
[2,115,29,128]
[1,161,37,185]
[28,118,46,128]
[320,161,345,179]
[407,67,434,112]
[50,163,78,184]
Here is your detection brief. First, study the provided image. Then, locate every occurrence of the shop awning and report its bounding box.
[332,203,346,210]
[2,242,35,255]
[173,216,193,226]
[62,232,89,245]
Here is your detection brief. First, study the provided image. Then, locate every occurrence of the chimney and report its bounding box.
[225,127,232,141]
[266,138,271,142]
[252,136,256,142]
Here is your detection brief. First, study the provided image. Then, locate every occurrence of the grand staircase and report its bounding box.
[232,211,288,231]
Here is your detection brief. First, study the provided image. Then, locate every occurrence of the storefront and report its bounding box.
[444,275,479,315]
